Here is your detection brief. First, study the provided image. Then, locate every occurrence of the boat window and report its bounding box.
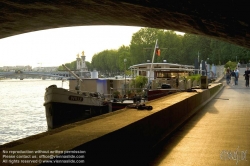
[139,71,147,76]
[156,71,171,78]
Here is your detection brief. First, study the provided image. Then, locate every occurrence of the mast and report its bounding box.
[62,64,82,81]
[62,64,83,91]
[147,39,158,88]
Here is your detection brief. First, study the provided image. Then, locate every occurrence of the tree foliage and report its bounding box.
[91,46,132,76]
[58,61,77,71]
[63,27,250,75]
[134,75,148,88]
[130,75,148,93]
[224,61,237,70]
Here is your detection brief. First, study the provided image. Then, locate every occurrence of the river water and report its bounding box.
[0,79,68,145]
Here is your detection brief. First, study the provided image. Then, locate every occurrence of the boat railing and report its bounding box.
[110,87,146,97]
[68,89,105,99]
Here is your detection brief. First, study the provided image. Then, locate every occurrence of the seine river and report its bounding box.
[0,79,68,145]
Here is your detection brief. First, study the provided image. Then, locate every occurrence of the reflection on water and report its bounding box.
[0,79,68,145]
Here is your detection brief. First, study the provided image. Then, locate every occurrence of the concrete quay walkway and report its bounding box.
[148,68,250,166]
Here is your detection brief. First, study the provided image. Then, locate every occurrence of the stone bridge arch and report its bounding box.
[0,0,249,49]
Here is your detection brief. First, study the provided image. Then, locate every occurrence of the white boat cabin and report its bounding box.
[129,62,195,89]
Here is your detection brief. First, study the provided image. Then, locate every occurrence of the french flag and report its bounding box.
[155,44,160,56]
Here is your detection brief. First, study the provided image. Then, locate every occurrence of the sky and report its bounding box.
[0,26,143,68]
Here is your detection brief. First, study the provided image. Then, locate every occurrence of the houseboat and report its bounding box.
[44,61,196,129]
[44,49,199,129]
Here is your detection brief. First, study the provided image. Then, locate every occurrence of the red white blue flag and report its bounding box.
[155,43,160,56]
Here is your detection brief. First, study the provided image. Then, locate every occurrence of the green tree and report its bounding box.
[130,28,164,64]
[85,61,92,71]
[58,61,76,70]
[117,45,131,72]
[224,61,237,70]
[63,27,250,73]
[160,30,183,63]
[131,75,148,90]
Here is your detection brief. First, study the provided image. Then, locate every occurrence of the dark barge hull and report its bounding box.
[147,89,176,101]
[45,102,109,129]
[111,102,133,111]
[111,90,176,111]
[45,90,177,129]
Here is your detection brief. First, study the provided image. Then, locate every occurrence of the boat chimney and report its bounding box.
[91,69,98,78]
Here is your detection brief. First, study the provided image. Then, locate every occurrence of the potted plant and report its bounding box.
[113,91,120,99]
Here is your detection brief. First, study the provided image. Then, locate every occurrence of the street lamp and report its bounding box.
[124,59,127,97]
[206,58,209,76]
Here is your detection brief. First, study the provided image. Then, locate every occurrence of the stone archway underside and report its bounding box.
[1,0,250,49]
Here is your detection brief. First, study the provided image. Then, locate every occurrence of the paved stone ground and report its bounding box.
[147,68,250,166]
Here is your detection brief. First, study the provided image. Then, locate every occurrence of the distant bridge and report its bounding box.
[0,70,73,80]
